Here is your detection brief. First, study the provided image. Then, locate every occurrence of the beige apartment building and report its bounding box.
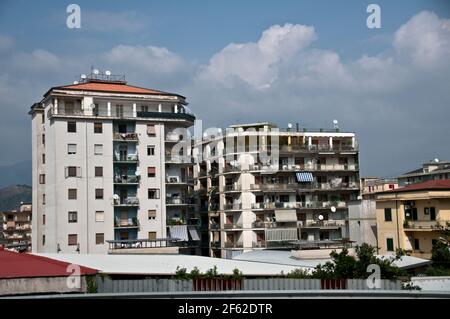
[1,203,32,252]
[376,179,450,259]
[29,71,200,254]
[193,122,360,258]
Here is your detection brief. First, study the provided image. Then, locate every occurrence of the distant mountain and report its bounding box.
[0,185,32,211]
[0,160,31,188]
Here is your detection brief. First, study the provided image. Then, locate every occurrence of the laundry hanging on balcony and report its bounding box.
[295,171,313,182]
[168,225,189,241]
[188,226,200,241]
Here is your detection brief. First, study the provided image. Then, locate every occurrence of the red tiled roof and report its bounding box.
[0,249,98,279]
[389,179,450,193]
[58,81,169,95]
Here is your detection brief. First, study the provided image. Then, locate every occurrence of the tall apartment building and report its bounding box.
[1,203,32,252]
[193,122,360,258]
[398,159,450,186]
[30,71,199,254]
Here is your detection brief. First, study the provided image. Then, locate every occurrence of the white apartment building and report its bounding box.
[193,122,360,258]
[30,71,199,254]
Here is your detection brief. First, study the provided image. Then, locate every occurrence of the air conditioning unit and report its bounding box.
[168,176,179,183]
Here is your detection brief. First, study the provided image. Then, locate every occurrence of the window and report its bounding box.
[414,238,420,250]
[43,214,46,225]
[68,211,77,223]
[67,121,76,133]
[42,154,45,164]
[65,166,81,177]
[68,188,77,200]
[95,188,104,200]
[94,144,103,155]
[141,105,148,112]
[148,210,157,220]
[42,235,45,246]
[384,208,392,222]
[115,104,123,117]
[39,174,45,184]
[42,194,46,205]
[95,166,103,177]
[148,188,160,199]
[68,144,77,155]
[147,166,156,178]
[426,207,436,220]
[94,122,102,134]
[68,234,78,246]
[386,238,394,251]
[42,134,45,145]
[95,211,104,222]
[147,145,155,156]
[148,232,157,240]
[147,124,156,136]
[95,233,104,245]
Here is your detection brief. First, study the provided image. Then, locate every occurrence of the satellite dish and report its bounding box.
[331,206,336,213]
[135,171,141,176]
[203,132,208,138]
[318,214,324,221]
[113,194,119,200]
[288,123,293,129]
[434,158,439,163]
[73,81,79,85]
[333,119,339,129]
[93,69,99,75]
[218,128,222,134]
[105,70,111,76]
[80,74,87,79]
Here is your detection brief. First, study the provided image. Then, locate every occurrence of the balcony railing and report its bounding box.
[279,144,358,152]
[403,220,449,230]
[252,241,267,248]
[113,154,139,162]
[165,155,193,164]
[224,241,243,248]
[251,201,347,210]
[303,220,346,228]
[250,182,358,191]
[113,197,139,206]
[252,221,279,228]
[223,184,242,192]
[113,132,139,142]
[114,218,139,228]
[223,203,243,211]
[250,163,359,172]
[223,223,243,229]
[114,175,140,184]
[166,197,194,205]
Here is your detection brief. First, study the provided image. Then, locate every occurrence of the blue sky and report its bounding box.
[0,0,450,177]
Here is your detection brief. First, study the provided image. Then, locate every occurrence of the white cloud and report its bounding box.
[12,49,61,72]
[394,11,450,68]
[198,23,316,89]
[0,34,14,52]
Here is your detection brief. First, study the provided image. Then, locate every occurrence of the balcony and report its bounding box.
[166,197,195,206]
[224,242,243,248]
[223,184,242,192]
[403,220,449,231]
[250,163,359,172]
[113,132,139,142]
[302,220,346,228]
[113,154,139,163]
[223,223,243,230]
[165,155,193,164]
[252,221,279,228]
[210,241,221,248]
[251,201,347,210]
[114,175,140,184]
[113,197,139,207]
[223,203,243,211]
[166,176,195,185]
[279,144,358,153]
[114,217,139,229]
[252,241,267,248]
[165,133,183,143]
[137,111,195,122]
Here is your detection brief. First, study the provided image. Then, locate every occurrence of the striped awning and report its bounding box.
[275,210,297,222]
[296,171,314,182]
[168,225,189,241]
[265,228,298,241]
[188,226,200,241]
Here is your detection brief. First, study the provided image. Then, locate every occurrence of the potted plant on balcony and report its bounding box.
[403,220,410,228]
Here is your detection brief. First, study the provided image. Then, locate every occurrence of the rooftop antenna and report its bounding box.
[333,119,339,129]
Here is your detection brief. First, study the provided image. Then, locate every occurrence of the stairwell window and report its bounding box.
[94,122,103,134]
[68,188,77,200]
[148,210,157,220]
[95,166,103,177]
[95,211,104,222]
[39,174,45,184]
[95,188,104,200]
[68,234,78,246]
[147,124,156,136]
[386,238,394,251]
[94,144,103,155]
[147,145,155,156]
[67,121,76,133]
[68,144,77,155]
[68,211,77,223]
[384,208,392,222]
[65,166,81,178]
[147,166,156,178]
[96,233,104,245]
[148,188,160,199]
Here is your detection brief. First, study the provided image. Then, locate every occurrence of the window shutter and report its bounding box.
[77,167,82,177]
[147,124,156,135]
